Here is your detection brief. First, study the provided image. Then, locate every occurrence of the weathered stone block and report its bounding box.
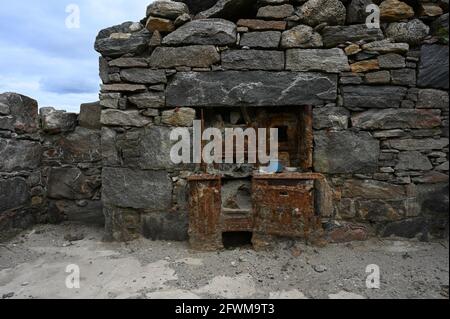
[128,92,166,109]
[385,19,430,45]
[115,126,179,170]
[79,102,102,130]
[94,22,150,58]
[149,45,220,68]
[146,1,189,19]
[418,45,449,90]
[40,108,78,134]
[0,178,30,213]
[161,108,196,126]
[321,24,384,47]
[391,68,416,86]
[386,138,449,151]
[120,69,167,84]
[417,89,449,109]
[55,127,102,164]
[396,151,433,171]
[102,168,172,210]
[240,31,281,48]
[378,53,406,69]
[162,19,237,45]
[0,92,39,134]
[237,19,286,31]
[222,50,285,70]
[47,168,100,200]
[342,85,407,109]
[313,107,349,130]
[166,71,338,107]
[351,109,441,130]
[314,131,380,174]
[286,48,350,73]
[281,25,323,49]
[101,110,152,127]
[0,138,41,172]
[257,4,294,19]
[298,0,346,26]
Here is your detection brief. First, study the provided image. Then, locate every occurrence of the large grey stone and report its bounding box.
[314,131,380,174]
[161,108,196,126]
[222,50,285,70]
[149,45,220,68]
[101,110,152,127]
[298,0,347,26]
[47,168,100,200]
[115,126,178,170]
[120,69,167,84]
[102,168,172,210]
[391,68,416,86]
[0,138,41,172]
[352,109,441,130]
[94,22,150,58]
[321,24,384,47]
[257,4,294,19]
[286,48,350,73]
[0,178,30,213]
[0,93,39,134]
[396,151,433,171]
[417,89,449,109]
[342,85,407,109]
[162,19,237,45]
[313,107,350,130]
[128,92,166,109]
[54,127,102,164]
[40,107,78,134]
[418,45,449,89]
[378,53,406,69]
[385,19,430,45]
[362,40,409,54]
[281,25,323,48]
[0,102,9,115]
[146,1,189,19]
[342,179,406,200]
[79,102,101,130]
[386,138,449,151]
[166,71,337,107]
[240,31,281,48]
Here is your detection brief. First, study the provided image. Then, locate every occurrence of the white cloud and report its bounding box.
[0,0,152,112]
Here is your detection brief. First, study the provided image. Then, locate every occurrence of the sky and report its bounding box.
[0,1,153,112]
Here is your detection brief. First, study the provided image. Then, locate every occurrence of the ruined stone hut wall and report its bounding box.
[0,94,104,240]
[95,0,449,242]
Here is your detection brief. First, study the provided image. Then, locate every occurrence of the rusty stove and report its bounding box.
[187,106,324,250]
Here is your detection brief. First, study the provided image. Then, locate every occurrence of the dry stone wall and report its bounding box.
[0,94,104,240]
[1,0,448,243]
[95,0,449,242]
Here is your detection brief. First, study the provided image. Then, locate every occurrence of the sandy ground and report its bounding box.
[0,223,448,299]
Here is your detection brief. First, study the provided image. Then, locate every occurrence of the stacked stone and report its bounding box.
[94,0,449,241]
[40,103,103,226]
[0,93,45,240]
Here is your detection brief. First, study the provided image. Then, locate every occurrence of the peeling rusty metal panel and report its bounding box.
[252,174,323,240]
[188,175,223,250]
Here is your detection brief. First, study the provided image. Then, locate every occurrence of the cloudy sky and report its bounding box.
[0,1,152,112]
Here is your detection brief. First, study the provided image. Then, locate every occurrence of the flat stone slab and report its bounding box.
[166,71,337,107]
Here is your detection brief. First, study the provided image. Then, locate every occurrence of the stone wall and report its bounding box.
[95,0,449,242]
[0,93,45,240]
[0,94,104,240]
